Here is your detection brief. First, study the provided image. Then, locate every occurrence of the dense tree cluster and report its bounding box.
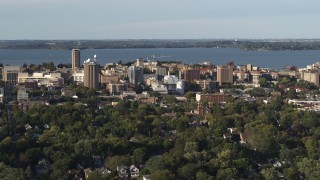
[1,68,320,179]
[0,84,320,179]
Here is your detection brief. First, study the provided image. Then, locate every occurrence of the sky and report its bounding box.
[1,0,320,40]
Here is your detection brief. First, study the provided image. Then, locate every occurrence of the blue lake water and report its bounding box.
[0,48,320,69]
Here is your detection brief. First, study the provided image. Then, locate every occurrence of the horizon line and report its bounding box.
[1,38,320,41]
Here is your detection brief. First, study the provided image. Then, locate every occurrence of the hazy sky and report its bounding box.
[1,0,320,39]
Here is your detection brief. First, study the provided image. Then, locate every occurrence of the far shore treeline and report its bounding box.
[1,39,320,51]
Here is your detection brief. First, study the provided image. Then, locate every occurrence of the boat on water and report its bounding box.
[151,54,171,59]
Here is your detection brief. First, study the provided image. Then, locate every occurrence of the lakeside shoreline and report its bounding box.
[2,39,320,51]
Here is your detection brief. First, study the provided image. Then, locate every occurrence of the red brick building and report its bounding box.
[194,93,232,116]
[183,66,200,82]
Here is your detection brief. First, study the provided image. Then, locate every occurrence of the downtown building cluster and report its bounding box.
[0,49,320,113]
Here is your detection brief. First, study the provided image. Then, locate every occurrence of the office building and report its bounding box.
[84,55,99,89]
[3,66,21,83]
[128,66,144,85]
[72,49,81,72]
[217,64,233,85]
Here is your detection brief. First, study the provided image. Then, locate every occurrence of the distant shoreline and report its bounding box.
[1,39,320,51]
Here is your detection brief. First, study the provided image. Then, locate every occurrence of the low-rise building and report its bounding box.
[17,88,29,101]
[234,70,250,81]
[251,71,261,84]
[108,82,127,95]
[38,78,64,87]
[195,79,218,90]
[194,92,232,116]
[153,66,167,78]
[144,60,158,70]
[73,70,84,83]
[18,72,64,87]
[146,77,159,87]
[152,85,168,94]
[143,74,157,83]
[278,70,298,77]
[24,79,38,91]
[196,92,231,104]
[300,71,320,86]
[100,75,120,84]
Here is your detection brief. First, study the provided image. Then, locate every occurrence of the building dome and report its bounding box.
[163,75,178,84]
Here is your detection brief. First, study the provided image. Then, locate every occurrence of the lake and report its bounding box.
[0,48,320,69]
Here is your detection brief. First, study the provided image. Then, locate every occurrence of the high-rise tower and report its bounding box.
[83,55,99,89]
[183,66,200,82]
[217,63,234,85]
[72,49,80,72]
[128,66,144,86]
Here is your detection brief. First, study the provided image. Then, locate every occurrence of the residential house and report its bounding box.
[129,165,140,179]
[143,175,151,180]
[98,167,112,176]
[117,166,129,179]
[84,168,93,179]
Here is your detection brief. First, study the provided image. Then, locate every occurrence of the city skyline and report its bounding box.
[1,0,320,40]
